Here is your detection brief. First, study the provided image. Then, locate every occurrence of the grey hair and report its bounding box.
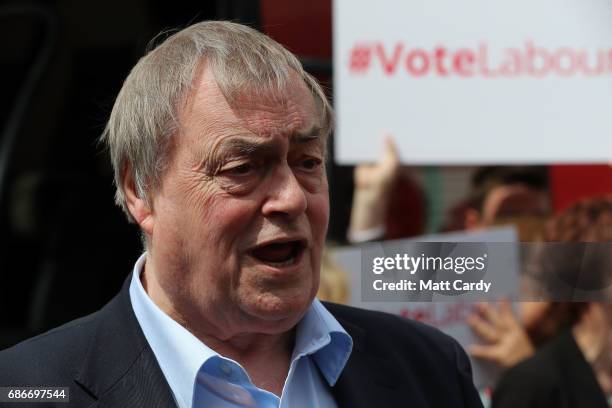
[100,21,333,223]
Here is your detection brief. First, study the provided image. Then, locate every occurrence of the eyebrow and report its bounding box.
[293,125,323,142]
[217,126,324,156]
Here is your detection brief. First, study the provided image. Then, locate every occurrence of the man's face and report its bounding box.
[146,67,329,337]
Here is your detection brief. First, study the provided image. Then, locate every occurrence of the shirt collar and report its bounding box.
[293,299,353,386]
[129,252,353,407]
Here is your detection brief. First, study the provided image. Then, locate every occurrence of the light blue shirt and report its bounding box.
[129,253,353,408]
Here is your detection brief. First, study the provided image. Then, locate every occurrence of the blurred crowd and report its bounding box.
[317,139,612,407]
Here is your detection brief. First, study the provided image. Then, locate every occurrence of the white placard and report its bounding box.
[333,0,612,164]
[328,226,519,389]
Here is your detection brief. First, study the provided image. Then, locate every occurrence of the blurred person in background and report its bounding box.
[347,137,425,242]
[348,140,551,243]
[471,197,612,408]
[443,165,550,240]
[465,165,555,369]
[316,250,350,304]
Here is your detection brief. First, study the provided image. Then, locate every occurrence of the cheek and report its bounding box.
[308,191,330,240]
[200,194,260,246]
[159,176,257,252]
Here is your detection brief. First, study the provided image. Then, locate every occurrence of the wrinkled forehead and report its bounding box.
[232,88,322,137]
[181,64,324,140]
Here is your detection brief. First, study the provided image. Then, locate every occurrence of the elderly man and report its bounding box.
[0,22,483,407]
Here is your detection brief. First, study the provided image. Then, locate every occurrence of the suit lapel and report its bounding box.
[331,317,402,408]
[75,275,177,408]
[95,348,177,408]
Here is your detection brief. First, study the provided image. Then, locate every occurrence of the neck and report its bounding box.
[140,255,295,395]
[200,328,295,396]
[200,328,295,364]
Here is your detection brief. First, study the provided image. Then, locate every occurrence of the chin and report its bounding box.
[242,290,314,328]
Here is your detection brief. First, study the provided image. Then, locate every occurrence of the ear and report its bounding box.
[122,164,154,236]
[464,208,481,230]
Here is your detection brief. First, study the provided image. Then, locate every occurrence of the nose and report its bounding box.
[261,164,308,219]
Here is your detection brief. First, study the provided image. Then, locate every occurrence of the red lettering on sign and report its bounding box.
[375,42,404,75]
[347,40,612,78]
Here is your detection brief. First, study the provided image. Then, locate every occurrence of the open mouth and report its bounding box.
[249,240,306,267]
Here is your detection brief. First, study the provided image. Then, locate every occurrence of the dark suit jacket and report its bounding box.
[0,276,483,407]
[492,329,609,408]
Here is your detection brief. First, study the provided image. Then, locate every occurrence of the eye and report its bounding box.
[300,157,322,172]
[225,162,254,176]
[218,159,264,178]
